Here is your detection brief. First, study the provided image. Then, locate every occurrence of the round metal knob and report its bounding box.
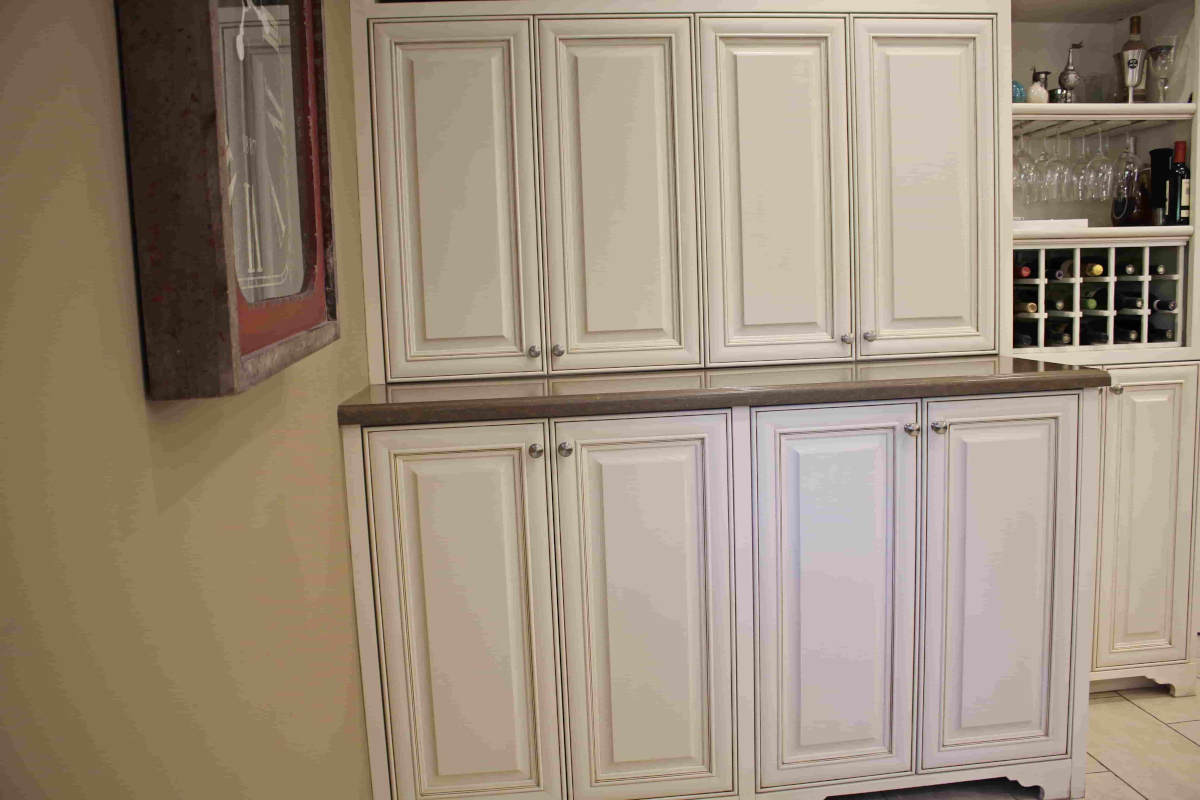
[527,345,542,358]
[528,443,544,458]
[903,422,920,436]
[1109,385,1124,395]
[863,331,878,342]
[551,344,566,357]
[840,333,853,344]
[557,441,574,457]
[930,420,949,434]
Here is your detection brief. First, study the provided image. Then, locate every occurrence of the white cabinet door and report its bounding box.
[699,17,853,365]
[371,19,545,380]
[754,404,918,786]
[922,395,1077,768]
[1095,366,1198,669]
[552,414,734,800]
[539,17,702,372]
[366,423,562,800]
[853,18,996,357]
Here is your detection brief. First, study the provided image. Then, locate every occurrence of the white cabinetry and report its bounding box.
[1093,365,1198,694]
[853,18,997,357]
[363,422,563,800]
[754,404,917,786]
[369,19,545,380]
[538,17,702,372]
[922,395,1078,768]
[551,413,735,800]
[699,17,853,365]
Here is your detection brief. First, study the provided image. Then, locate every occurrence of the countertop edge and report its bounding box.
[337,369,1111,427]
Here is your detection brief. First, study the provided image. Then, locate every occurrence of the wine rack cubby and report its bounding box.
[1011,238,1188,353]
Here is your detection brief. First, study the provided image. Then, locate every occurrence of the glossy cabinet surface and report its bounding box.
[553,413,735,799]
[754,404,918,786]
[539,17,702,372]
[364,422,562,800]
[853,17,997,357]
[370,19,545,380]
[1095,365,1198,669]
[921,394,1077,768]
[699,17,853,365]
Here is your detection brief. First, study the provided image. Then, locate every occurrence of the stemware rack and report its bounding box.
[1012,103,1195,138]
[1011,230,1190,354]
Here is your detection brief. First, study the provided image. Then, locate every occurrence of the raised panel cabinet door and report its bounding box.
[853,17,996,357]
[1094,366,1198,669]
[366,422,562,800]
[371,19,545,380]
[700,17,853,365]
[754,404,918,786]
[922,394,1078,768]
[539,17,702,372]
[552,414,734,799]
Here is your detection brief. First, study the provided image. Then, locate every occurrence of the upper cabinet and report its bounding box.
[853,17,997,357]
[699,17,853,365]
[357,7,1003,381]
[369,19,545,381]
[538,17,702,372]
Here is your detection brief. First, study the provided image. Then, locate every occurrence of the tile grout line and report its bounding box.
[1116,690,1200,747]
[1107,770,1150,800]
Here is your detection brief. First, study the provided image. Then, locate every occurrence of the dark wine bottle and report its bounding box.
[1151,263,1169,275]
[1149,327,1177,342]
[1081,320,1111,345]
[1115,318,1143,342]
[1120,262,1139,275]
[1149,293,1177,311]
[1149,311,1178,331]
[1014,263,1034,279]
[1115,289,1145,310]
[1013,321,1039,348]
[1044,321,1073,346]
[1166,140,1191,225]
[1044,286,1071,310]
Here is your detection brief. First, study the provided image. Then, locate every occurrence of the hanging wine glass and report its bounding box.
[1111,134,1141,225]
[1087,130,1116,202]
[1070,135,1092,201]
[1044,134,1070,203]
[1014,133,1036,204]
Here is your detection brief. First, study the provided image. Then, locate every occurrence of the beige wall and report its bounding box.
[0,0,372,796]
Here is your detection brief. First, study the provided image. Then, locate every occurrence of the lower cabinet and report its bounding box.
[921,395,1079,768]
[352,392,1093,800]
[1093,365,1198,684]
[754,403,918,786]
[364,422,564,800]
[552,414,736,800]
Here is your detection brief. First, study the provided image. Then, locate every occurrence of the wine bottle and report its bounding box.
[1014,321,1039,347]
[1151,263,1169,275]
[1166,140,1191,225]
[1044,321,1073,346]
[1081,320,1110,345]
[1115,318,1143,342]
[1080,285,1106,310]
[1149,311,1178,331]
[1119,262,1139,275]
[1049,259,1073,279]
[1083,262,1106,277]
[1149,327,1177,342]
[1014,263,1034,279]
[1149,292,1177,311]
[1044,286,1071,310]
[1115,288,1145,310]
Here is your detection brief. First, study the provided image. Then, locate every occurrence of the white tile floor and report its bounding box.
[850,687,1200,800]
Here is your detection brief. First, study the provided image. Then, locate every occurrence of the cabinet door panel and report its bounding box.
[539,18,701,371]
[755,404,918,786]
[367,423,562,800]
[553,414,734,799]
[1095,366,1197,668]
[853,18,996,357]
[372,19,544,380]
[922,395,1077,768]
[700,17,852,365]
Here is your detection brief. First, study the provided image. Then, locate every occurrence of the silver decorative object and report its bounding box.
[1058,42,1083,102]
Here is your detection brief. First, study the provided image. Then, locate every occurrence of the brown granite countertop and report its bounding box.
[338,357,1110,426]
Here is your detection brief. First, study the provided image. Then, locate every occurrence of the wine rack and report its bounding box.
[1011,237,1188,353]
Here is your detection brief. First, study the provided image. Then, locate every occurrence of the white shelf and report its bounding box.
[1012,103,1195,137]
[1013,225,1194,244]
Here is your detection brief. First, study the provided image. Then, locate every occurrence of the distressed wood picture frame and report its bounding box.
[116,0,337,399]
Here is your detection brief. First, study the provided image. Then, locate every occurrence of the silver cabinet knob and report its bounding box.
[863,331,878,342]
[528,443,544,458]
[527,345,541,358]
[930,420,949,434]
[840,333,853,344]
[557,441,574,457]
[1109,385,1124,395]
[551,344,565,357]
[903,422,920,436]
